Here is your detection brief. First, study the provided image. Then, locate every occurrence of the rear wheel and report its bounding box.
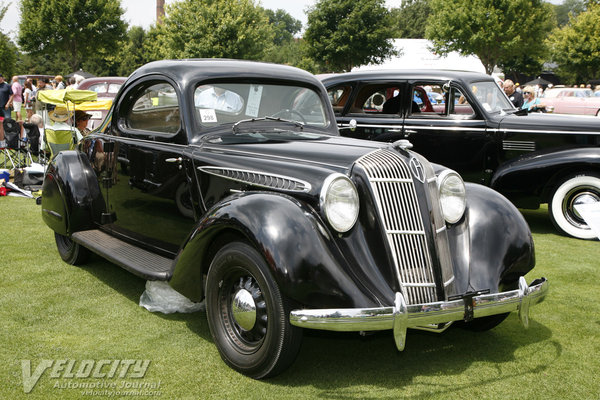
[54,232,90,265]
[549,174,600,240]
[205,242,302,378]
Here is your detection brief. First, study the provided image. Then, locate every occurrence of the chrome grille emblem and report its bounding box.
[409,157,425,183]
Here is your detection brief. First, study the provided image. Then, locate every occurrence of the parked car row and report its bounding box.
[540,87,600,117]
[320,70,600,240]
[41,60,550,378]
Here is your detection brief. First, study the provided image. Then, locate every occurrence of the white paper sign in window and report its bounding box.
[200,109,218,123]
[245,85,263,118]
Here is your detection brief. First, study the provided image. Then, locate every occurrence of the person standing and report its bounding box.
[0,74,11,146]
[8,76,24,121]
[521,86,543,111]
[23,81,34,121]
[0,74,11,119]
[503,79,523,108]
[34,78,51,116]
[54,75,65,89]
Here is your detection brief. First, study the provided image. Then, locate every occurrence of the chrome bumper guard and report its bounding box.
[290,277,548,351]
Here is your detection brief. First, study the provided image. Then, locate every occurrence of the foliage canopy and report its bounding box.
[546,4,600,83]
[18,0,127,73]
[426,0,555,74]
[391,0,431,39]
[303,0,396,73]
[152,0,274,60]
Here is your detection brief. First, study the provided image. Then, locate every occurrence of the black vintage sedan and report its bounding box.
[320,70,600,240]
[41,60,547,378]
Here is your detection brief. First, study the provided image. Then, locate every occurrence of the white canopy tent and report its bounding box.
[353,39,486,74]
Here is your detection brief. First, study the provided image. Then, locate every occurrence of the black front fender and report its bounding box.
[447,183,535,294]
[41,151,105,235]
[170,192,381,308]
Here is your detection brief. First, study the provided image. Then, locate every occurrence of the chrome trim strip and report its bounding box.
[197,166,311,192]
[502,140,536,151]
[290,277,548,351]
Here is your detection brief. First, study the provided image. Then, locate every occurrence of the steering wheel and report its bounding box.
[271,109,306,124]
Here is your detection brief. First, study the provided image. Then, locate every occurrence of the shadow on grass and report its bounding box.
[276,321,558,398]
[75,253,212,341]
[519,207,559,236]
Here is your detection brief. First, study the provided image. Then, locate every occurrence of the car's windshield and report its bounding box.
[193,82,331,135]
[469,81,515,113]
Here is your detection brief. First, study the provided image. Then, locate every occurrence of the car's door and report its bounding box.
[101,79,195,257]
[328,81,408,142]
[401,80,494,183]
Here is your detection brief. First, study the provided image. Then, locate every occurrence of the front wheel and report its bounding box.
[205,242,302,378]
[54,232,90,265]
[549,174,600,240]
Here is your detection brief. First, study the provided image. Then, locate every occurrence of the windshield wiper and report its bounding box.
[232,116,304,134]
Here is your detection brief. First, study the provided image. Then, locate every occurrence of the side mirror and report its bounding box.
[338,119,357,132]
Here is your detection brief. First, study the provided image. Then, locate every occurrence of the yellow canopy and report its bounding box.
[75,99,113,111]
[37,89,98,105]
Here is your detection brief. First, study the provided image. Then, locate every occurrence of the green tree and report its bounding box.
[303,0,397,73]
[154,0,274,60]
[547,4,600,84]
[264,8,302,46]
[0,1,17,78]
[554,0,586,26]
[391,0,431,39]
[18,0,126,73]
[116,26,149,76]
[426,0,555,74]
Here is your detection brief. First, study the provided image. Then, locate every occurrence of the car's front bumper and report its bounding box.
[290,276,548,351]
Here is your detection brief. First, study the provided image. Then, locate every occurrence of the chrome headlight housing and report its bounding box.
[320,173,359,233]
[437,170,466,224]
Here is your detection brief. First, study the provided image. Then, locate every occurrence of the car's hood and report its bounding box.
[497,112,600,133]
[191,133,412,194]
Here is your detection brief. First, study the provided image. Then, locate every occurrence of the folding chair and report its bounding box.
[1,118,26,169]
[44,121,77,159]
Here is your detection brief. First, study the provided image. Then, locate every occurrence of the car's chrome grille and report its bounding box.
[357,150,437,304]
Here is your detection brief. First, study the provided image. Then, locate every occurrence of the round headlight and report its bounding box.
[320,174,359,233]
[437,170,466,224]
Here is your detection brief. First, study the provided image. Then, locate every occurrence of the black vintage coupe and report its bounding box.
[41,60,547,378]
[320,70,600,240]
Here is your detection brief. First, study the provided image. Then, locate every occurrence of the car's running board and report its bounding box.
[71,229,174,281]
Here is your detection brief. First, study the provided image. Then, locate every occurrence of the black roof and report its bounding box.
[318,69,494,86]
[129,59,321,88]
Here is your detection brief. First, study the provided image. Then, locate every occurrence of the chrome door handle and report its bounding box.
[165,157,182,163]
[404,130,418,134]
[388,129,402,133]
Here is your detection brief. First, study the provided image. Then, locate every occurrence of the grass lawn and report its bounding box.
[1,196,599,399]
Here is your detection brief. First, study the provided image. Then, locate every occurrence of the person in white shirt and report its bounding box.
[194,86,243,113]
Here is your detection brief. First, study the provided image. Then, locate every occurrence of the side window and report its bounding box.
[409,84,446,116]
[349,84,402,116]
[88,83,108,94]
[449,87,475,117]
[127,82,180,134]
[326,85,352,115]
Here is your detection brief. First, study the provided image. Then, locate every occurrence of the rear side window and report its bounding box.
[126,82,180,134]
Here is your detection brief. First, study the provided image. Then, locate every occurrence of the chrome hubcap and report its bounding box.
[564,188,600,227]
[231,288,256,331]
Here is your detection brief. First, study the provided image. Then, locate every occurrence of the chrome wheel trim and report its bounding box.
[232,287,257,331]
[562,187,600,228]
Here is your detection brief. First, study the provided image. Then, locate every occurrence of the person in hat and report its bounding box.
[74,110,92,138]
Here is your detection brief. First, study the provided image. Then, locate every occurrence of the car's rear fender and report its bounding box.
[490,147,600,207]
[169,191,384,308]
[41,150,105,235]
